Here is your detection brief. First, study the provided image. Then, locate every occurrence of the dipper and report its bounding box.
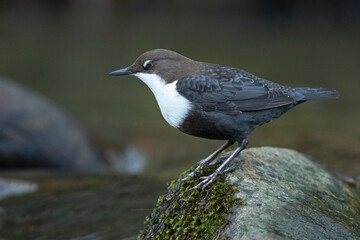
[109,49,338,190]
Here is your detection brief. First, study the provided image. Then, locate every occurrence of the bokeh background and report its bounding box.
[0,1,359,239]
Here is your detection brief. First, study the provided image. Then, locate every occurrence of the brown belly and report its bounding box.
[177,110,234,140]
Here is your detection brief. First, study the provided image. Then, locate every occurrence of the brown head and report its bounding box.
[109,49,202,83]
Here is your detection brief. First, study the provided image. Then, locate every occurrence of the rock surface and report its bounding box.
[225,147,360,239]
[0,77,105,171]
[141,147,360,239]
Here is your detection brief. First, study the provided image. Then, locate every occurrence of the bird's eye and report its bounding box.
[143,60,153,70]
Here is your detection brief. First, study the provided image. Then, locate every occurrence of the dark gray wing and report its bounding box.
[176,71,294,115]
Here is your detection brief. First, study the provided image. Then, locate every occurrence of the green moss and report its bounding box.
[138,163,245,239]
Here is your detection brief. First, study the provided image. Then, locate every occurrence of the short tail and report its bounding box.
[292,87,339,101]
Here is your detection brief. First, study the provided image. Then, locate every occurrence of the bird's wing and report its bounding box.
[176,72,294,115]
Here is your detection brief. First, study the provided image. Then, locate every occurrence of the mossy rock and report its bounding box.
[138,162,245,239]
[139,147,360,239]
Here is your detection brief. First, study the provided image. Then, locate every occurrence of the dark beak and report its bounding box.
[108,67,133,76]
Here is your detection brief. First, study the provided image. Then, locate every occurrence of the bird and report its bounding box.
[109,49,338,190]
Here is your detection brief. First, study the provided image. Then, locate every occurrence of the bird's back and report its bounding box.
[176,63,338,141]
[178,62,338,112]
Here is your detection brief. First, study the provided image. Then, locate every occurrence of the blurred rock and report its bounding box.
[0,177,37,200]
[0,77,105,171]
[141,147,360,239]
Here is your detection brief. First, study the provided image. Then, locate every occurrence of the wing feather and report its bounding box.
[176,70,294,115]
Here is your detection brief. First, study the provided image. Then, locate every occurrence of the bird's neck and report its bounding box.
[133,72,192,128]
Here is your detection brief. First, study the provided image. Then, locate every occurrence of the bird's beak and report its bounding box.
[108,67,133,76]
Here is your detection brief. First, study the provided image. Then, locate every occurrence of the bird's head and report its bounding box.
[109,49,198,83]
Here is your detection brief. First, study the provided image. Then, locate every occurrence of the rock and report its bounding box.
[224,147,360,239]
[0,177,38,200]
[0,77,104,171]
[139,147,360,239]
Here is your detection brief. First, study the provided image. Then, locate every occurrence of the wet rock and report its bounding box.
[0,77,105,171]
[140,147,360,239]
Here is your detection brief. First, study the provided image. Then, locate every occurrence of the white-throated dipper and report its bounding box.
[109,49,338,190]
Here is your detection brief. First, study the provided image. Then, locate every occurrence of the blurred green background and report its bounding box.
[0,1,359,238]
[1,0,359,176]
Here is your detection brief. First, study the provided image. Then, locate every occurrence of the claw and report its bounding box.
[189,171,219,191]
[176,163,204,187]
[176,171,196,187]
[223,165,237,173]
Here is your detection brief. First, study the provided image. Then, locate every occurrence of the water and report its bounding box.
[0,173,165,239]
[0,178,38,200]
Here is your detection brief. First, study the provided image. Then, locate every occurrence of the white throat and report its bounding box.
[133,72,192,128]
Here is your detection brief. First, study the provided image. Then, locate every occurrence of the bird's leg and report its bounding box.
[196,139,235,169]
[176,140,235,187]
[190,138,248,191]
[222,164,238,173]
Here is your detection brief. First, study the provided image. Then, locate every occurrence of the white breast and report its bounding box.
[134,73,192,128]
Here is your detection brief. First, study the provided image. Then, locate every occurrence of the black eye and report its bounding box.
[143,60,153,70]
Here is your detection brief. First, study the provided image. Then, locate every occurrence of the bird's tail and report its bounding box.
[292,87,339,101]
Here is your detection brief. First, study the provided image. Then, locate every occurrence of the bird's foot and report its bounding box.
[189,169,223,191]
[176,156,233,187]
[188,139,247,191]
[223,164,237,173]
[188,165,236,191]
[176,140,235,188]
[176,162,206,187]
[176,173,194,187]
